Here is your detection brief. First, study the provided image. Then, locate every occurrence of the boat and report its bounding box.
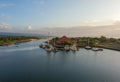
[54,36,72,51]
[52,37,58,52]
[39,44,43,48]
[92,47,99,51]
[92,47,103,51]
[70,44,77,51]
[45,47,52,53]
[16,45,19,47]
[52,47,58,53]
[98,48,103,51]
[85,38,92,50]
[85,46,92,50]
[64,45,70,51]
[39,44,46,49]
[45,33,52,52]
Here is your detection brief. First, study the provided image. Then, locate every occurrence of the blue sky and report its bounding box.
[1,0,120,26]
[0,0,120,37]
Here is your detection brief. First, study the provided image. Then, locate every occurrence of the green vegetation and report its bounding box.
[74,36,120,51]
[0,36,40,46]
[64,41,73,45]
[75,36,119,45]
[52,36,120,51]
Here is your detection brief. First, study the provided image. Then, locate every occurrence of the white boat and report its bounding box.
[92,47,103,51]
[85,38,92,50]
[45,47,52,52]
[92,47,99,51]
[70,44,77,51]
[85,46,92,49]
[64,45,70,51]
[44,32,52,52]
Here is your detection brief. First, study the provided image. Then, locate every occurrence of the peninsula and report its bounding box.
[0,36,40,46]
[51,36,120,51]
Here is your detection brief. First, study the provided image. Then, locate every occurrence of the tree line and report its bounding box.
[0,36,40,42]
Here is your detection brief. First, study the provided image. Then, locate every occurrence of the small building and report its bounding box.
[52,36,73,50]
[56,36,72,46]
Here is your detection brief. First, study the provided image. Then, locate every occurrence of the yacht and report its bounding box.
[70,44,77,51]
[64,45,70,51]
[92,47,103,51]
[85,39,92,50]
[85,46,92,49]
[45,47,52,53]
[45,33,52,52]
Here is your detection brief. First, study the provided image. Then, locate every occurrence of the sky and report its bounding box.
[0,0,120,37]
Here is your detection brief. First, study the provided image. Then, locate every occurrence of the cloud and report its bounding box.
[29,24,120,38]
[3,23,120,38]
[28,25,32,30]
[0,3,14,8]
[81,20,104,26]
[113,20,120,25]
[0,22,12,30]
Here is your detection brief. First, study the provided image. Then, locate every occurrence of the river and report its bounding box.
[0,39,120,82]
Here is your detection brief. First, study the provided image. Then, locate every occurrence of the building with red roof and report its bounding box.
[56,36,72,45]
[58,36,71,42]
[53,36,72,49]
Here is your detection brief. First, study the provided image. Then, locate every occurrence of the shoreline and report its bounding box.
[0,39,39,46]
[78,45,120,51]
[96,45,120,51]
[1,39,120,52]
[51,36,120,52]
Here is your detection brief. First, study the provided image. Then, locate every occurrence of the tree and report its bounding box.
[109,38,117,43]
[100,36,107,43]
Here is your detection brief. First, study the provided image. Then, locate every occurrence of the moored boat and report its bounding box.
[39,44,43,48]
[85,46,92,50]
[85,38,92,50]
[70,44,77,51]
[52,47,58,53]
[92,47,103,51]
[45,47,52,53]
[64,45,70,51]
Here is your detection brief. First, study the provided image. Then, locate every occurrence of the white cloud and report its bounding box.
[30,24,120,38]
[81,20,101,26]
[5,23,120,38]
[28,25,32,30]
[113,20,120,25]
[0,3,14,8]
[0,22,12,30]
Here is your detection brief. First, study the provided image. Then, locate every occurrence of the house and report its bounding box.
[57,36,71,43]
[52,36,72,50]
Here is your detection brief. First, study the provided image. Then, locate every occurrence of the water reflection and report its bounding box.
[46,53,52,66]
[0,40,120,82]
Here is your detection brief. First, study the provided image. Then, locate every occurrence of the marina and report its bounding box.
[39,36,104,53]
[1,0,120,82]
[0,39,120,82]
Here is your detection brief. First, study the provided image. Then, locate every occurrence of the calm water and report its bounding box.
[0,40,120,82]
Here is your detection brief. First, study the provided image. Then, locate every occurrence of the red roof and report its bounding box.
[58,36,71,42]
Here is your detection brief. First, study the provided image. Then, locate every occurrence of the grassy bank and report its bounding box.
[96,43,120,51]
[0,36,40,46]
[52,36,120,51]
